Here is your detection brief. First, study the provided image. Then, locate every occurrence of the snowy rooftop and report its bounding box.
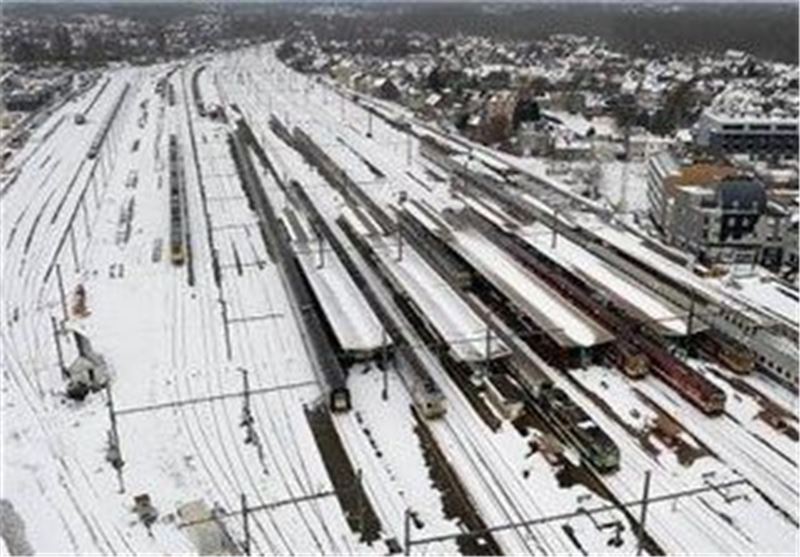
[520,223,695,336]
[452,227,614,348]
[373,236,510,362]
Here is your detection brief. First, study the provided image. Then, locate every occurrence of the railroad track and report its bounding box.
[177,83,290,552]
[225,273,327,553]
[188,81,347,551]
[1,332,135,554]
[1,96,145,550]
[253,272,346,552]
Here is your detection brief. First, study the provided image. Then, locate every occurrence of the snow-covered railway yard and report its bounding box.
[1,44,798,555]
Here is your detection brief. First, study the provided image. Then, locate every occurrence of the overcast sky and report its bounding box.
[7,0,798,4]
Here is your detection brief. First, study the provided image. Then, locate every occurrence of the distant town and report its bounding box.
[3,3,798,278]
[277,29,798,276]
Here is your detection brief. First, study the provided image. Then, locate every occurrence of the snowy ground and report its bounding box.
[2,44,797,555]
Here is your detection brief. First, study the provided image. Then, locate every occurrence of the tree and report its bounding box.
[481,113,511,144]
[512,96,540,130]
[154,25,168,55]
[13,39,45,64]
[82,33,105,64]
[611,93,638,131]
[427,66,445,92]
[51,25,73,63]
[649,80,697,136]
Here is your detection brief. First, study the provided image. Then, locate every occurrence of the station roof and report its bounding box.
[452,228,614,349]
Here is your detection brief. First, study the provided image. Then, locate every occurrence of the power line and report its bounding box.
[114,379,317,417]
[404,476,750,554]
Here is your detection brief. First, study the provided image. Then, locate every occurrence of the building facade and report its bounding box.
[693,110,799,160]
[647,152,790,267]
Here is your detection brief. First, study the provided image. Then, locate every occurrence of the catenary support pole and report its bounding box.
[51,315,67,380]
[241,494,251,556]
[404,509,413,556]
[637,470,652,556]
[381,330,389,401]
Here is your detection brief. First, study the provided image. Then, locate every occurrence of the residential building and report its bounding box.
[648,152,790,267]
[373,77,401,101]
[693,110,798,159]
[647,152,737,231]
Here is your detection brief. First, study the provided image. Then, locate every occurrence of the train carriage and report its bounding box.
[538,386,621,473]
[413,378,447,419]
[608,341,649,379]
[695,331,755,375]
[167,134,187,266]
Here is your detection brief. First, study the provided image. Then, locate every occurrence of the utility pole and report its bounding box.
[403,508,413,556]
[686,290,696,337]
[241,493,251,556]
[220,298,232,361]
[51,315,67,380]
[483,327,492,379]
[239,367,252,427]
[238,366,265,470]
[106,384,125,493]
[367,112,373,138]
[406,134,412,167]
[636,471,652,556]
[397,191,408,262]
[381,330,389,401]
